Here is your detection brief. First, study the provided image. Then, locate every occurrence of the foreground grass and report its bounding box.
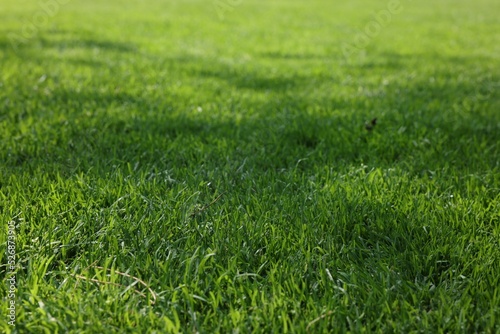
[1,0,499,332]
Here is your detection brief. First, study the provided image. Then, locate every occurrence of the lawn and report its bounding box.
[1,0,499,332]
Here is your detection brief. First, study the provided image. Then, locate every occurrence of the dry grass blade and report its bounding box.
[73,266,157,305]
[189,191,226,217]
[94,266,157,305]
[73,274,148,299]
[306,310,334,332]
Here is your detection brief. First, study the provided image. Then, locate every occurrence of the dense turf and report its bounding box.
[1,0,499,332]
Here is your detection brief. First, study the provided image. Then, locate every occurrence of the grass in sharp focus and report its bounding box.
[0,0,499,332]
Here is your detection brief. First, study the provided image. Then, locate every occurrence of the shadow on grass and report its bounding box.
[0,31,137,59]
[36,36,138,53]
[259,51,331,60]
[2,41,499,179]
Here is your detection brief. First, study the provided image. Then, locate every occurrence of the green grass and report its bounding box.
[1,0,499,332]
